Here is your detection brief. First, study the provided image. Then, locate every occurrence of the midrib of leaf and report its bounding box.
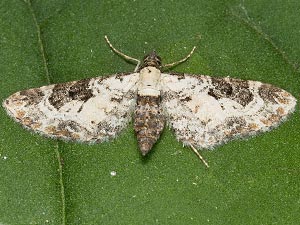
[25,1,66,224]
[229,4,299,73]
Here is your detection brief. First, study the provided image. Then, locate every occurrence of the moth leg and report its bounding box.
[104,35,141,71]
[163,46,196,69]
[189,144,209,168]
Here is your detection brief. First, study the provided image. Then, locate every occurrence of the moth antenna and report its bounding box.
[163,46,196,69]
[104,35,141,70]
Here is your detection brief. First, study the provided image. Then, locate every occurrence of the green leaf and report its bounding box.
[0,0,299,224]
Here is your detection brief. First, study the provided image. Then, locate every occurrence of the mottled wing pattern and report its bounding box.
[161,73,296,149]
[3,73,139,143]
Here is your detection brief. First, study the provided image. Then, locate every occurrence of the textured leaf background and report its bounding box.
[0,0,299,224]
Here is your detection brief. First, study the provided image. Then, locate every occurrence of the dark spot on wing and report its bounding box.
[208,77,253,107]
[258,84,282,104]
[223,116,247,136]
[49,78,94,110]
[19,89,45,106]
[180,96,192,102]
[110,96,123,103]
[58,120,82,132]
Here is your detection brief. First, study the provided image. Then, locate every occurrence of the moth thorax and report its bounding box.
[138,66,161,96]
[134,95,165,156]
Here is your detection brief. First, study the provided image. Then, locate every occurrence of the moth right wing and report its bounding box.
[160,73,296,149]
[3,73,139,143]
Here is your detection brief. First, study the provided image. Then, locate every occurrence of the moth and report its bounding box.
[3,36,296,167]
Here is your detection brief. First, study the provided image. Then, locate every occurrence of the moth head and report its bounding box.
[138,51,162,71]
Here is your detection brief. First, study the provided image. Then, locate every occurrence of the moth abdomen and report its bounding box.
[134,95,165,155]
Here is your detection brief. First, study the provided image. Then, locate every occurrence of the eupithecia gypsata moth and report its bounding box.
[2,36,297,167]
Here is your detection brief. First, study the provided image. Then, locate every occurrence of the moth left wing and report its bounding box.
[3,73,139,143]
[161,73,296,149]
